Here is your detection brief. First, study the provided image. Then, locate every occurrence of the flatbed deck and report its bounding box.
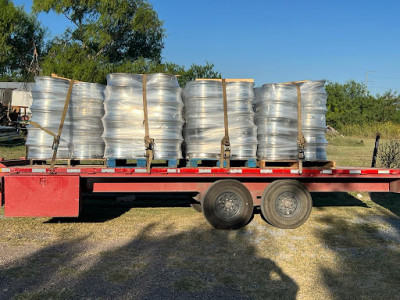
[1,159,399,229]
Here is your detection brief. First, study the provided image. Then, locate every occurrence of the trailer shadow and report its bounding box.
[0,225,299,299]
[312,192,368,207]
[46,193,193,223]
[316,212,400,298]
[369,192,400,217]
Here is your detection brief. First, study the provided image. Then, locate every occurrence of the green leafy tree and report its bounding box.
[33,0,166,81]
[374,91,400,123]
[177,62,222,86]
[40,42,110,83]
[326,80,400,129]
[112,59,221,86]
[326,80,371,128]
[0,0,45,81]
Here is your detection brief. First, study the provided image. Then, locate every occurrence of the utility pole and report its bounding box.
[365,70,377,89]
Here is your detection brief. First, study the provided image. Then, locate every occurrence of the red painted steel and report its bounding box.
[0,177,3,206]
[4,175,80,217]
[304,182,389,192]
[92,182,210,193]
[1,159,400,217]
[156,181,388,193]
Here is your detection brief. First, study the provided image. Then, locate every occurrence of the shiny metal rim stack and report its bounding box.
[102,73,183,159]
[26,76,105,159]
[183,80,258,159]
[301,80,328,161]
[26,76,71,159]
[256,83,298,160]
[69,82,105,159]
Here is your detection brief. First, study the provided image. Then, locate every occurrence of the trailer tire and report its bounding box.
[202,180,253,230]
[261,180,312,229]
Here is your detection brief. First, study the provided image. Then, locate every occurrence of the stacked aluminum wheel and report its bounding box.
[146,73,184,159]
[26,76,105,159]
[26,77,71,158]
[69,82,105,158]
[102,73,183,159]
[183,80,257,159]
[301,80,328,160]
[256,83,298,160]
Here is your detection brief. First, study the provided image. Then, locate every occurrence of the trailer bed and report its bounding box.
[1,159,399,228]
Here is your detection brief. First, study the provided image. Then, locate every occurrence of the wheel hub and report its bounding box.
[276,191,299,217]
[215,192,242,219]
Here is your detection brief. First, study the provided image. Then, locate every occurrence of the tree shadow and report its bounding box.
[316,213,400,299]
[312,192,368,207]
[46,193,193,223]
[369,192,400,217]
[0,225,298,299]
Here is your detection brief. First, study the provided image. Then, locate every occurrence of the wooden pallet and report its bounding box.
[257,160,336,169]
[187,158,257,168]
[30,158,106,167]
[106,158,180,168]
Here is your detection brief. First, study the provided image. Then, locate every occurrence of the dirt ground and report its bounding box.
[1,192,399,300]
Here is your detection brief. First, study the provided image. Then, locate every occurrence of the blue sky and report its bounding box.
[14,0,400,94]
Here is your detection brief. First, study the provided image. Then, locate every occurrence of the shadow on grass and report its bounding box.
[0,139,26,147]
[369,192,400,217]
[316,213,400,299]
[0,225,298,299]
[46,194,194,223]
[312,192,368,207]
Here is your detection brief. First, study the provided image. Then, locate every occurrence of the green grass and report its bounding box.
[338,122,400,138]
[326,135,376,167]
[0,145,26,159]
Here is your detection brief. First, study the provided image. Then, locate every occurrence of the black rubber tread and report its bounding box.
[202,180,254,230]
[260,180,312,229]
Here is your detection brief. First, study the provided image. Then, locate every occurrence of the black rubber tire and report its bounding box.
[202,180,253,230]
[261,180,312,229]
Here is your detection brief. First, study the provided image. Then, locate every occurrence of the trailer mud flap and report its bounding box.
[4,175,80,217]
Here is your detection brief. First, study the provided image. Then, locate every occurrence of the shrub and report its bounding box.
[378,140,400,168]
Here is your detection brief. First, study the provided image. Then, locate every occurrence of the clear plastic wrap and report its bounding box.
[256,84,298,160]
[26,76,105,159]
[102,73,183,159]
[255,80,328,161]
[183,80,258,159]
[301,80,328,160]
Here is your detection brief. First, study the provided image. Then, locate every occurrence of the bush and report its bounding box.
[378,140,400,168]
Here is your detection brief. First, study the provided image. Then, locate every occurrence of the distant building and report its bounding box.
[0,82,35,91]
[0,82,34,109]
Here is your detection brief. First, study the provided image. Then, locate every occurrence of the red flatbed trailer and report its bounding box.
[1,159,400,229]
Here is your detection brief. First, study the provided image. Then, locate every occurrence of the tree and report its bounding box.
[326,80,372,128]
[40,42,110,83]
[111,58,221,86]
[33,0,165,81]
[177,62,222,86]
[0,0,45,81]
[325,80,400,129]
[374,91,400,123]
